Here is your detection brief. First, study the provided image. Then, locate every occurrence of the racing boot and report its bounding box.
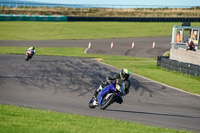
[115,96,123,104]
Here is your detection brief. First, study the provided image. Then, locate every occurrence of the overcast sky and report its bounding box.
[7,0,200,6]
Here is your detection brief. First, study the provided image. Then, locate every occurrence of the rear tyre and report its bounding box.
[100,94,115,110]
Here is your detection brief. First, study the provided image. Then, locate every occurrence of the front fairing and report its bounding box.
[97,83,115,106]
[97,79,124,106]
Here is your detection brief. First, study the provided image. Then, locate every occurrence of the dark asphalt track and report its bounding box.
[0,37,200,132]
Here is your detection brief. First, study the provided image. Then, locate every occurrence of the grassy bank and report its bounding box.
[0,46,199,95]
[0,104,191,133]
[1,22,200,40]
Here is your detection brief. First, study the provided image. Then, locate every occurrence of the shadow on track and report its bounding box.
[105,109,200,119]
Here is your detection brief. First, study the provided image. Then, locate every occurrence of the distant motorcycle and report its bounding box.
[88,79,124,110]
[25,50,34,61]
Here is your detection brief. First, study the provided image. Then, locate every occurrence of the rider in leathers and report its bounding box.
[27,46,36,59]
[93,68,130,104]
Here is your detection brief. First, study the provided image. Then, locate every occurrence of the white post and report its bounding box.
[171,27,177,43]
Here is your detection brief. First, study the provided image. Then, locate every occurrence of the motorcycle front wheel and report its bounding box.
[88,98,96,109]
[25,56,29,61]
[100,93,115,110]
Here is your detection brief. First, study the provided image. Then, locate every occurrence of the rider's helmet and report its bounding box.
[30,46,35,50]
[120,68,130,80]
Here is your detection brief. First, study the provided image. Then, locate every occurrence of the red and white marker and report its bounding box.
[111,42,114,48]
[152,41,156,48]
[88,42,91,49]
[132,42,135,48]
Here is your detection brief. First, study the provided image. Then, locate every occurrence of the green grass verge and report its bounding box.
[0,46,199,95]
[1,22,200,40]
[0,104,191,133]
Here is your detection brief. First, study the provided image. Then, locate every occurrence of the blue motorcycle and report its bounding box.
[88,79,124,110]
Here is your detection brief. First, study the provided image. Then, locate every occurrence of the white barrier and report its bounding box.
[170,48,200,66]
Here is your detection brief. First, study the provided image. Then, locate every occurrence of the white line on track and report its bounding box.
[84,48,89,54]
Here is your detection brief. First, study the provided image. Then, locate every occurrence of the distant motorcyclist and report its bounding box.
[27,46,36,56]
[93,68,130,104]
[26,46,36,61]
